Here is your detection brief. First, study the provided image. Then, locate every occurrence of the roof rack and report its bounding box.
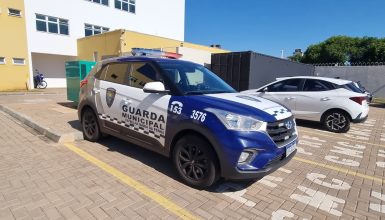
[131,48,182,59]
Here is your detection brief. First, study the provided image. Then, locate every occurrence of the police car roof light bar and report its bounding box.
[131,48,182,59]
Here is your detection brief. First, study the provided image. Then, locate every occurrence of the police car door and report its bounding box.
[94,62,130,134]
[119,62,171,150]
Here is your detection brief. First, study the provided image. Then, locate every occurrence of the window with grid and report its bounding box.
[86,0,109,6]
[36,14,69,35]
[84,24,109,36]
[8,8,21,17]
[115,0,135,13]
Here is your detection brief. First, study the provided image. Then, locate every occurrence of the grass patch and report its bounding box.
[372,97,385,104]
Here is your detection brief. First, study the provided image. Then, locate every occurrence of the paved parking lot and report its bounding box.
[0,103,384,219]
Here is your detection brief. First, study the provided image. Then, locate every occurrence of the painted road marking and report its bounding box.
[299,129,385,148]
[63,143,199,220]
[293,157,385,184]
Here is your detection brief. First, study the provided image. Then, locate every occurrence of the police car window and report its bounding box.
[157,61,236,95]
[267,79,301,92]
[129,62,158,89]
[185,70,204,86]
[304,79,334,91]
[104,63,129,84]
[163,69,181,84]
[95,65,108,80]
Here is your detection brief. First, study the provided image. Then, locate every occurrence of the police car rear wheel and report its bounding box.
[173,134,218,189]
[82,109,101,142]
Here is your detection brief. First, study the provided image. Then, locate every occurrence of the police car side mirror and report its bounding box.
[143,82,170,94]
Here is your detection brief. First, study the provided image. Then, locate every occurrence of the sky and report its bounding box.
[185,0,385,58]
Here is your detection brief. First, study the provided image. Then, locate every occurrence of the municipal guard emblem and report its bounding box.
[106,88,116,108]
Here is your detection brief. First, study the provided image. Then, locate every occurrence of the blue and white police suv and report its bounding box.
[78,52,298,188]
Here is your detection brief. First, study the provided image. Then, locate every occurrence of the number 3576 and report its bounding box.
[190,110,206,122]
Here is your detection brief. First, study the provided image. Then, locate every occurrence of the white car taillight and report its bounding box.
[349,96,366,105]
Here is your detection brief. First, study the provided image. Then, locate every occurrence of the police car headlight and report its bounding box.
[206,109,266,131]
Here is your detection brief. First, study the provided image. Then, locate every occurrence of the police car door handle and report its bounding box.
[93,88,100,94]
[321,97,330,101]
[123,98,132,105]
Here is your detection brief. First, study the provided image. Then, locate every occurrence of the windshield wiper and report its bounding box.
[184,91,205,95]
[208,91,235,94]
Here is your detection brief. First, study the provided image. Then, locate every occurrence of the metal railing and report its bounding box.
[313,62,385,66]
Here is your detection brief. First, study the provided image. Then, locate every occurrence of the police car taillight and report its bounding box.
[131,48,182,59]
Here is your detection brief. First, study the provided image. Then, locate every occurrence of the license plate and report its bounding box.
[286,143,296,157]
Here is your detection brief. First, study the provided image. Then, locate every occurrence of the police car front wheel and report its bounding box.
[82,108,101,142]
[173,134,219,189]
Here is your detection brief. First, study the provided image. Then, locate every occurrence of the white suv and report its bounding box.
[243,76,369,133]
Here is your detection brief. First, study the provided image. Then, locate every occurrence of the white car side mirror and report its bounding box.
[143,82,169,94]
[262,87,268,93]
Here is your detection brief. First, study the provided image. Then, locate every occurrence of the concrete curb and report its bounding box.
[0,104,83,143]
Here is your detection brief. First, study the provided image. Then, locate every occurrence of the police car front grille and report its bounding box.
[267,116,297,147]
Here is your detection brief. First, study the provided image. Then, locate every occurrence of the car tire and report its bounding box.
[322,110,350,133]
[173,134,219,189]
[81,108,101,142]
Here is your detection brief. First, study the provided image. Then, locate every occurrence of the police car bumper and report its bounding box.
[224,148,297,180]
[218,135,298,180]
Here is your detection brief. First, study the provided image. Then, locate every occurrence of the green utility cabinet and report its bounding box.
[66,61,96,105]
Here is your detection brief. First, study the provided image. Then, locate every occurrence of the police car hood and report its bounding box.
[202,93,292,121]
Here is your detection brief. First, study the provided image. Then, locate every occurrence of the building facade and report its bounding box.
[0,0,30,90]
[77,30,228,66]
[1,0,186,90]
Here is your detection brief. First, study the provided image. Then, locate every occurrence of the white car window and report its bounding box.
[266,79,302,92]
[303,79,335,91]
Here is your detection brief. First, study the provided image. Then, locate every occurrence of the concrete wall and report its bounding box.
[0,0,30,91]
[77,30,122,62]
[177,47,212,65]
[31,53,76,88]
[77,29,228,63]
[248,53,315,89]
[22,0,185,89]
[24,0,185,56]
[315,66,385,98]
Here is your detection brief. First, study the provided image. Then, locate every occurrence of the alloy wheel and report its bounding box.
[325,112,347,131]
[83,112,97,138]
[178,144,208,180]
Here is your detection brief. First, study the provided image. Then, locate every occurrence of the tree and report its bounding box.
[299,36,385,64]
[288,53,302,62]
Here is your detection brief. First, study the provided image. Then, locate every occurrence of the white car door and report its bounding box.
[294,79,335,121]
[257,78,303,114]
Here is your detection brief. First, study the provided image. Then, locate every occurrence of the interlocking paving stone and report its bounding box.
[1,92,385,219]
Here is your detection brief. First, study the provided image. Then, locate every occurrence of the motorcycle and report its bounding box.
[33,70,47,89]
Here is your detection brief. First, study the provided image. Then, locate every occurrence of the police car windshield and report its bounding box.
[157,61,236,95]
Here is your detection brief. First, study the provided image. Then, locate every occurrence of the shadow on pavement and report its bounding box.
[68,120,82,131]
[93,136,259,192]
[97,136,180,182]
[295,119,325,131]
[57,101,77,109]
[370,103,385,109]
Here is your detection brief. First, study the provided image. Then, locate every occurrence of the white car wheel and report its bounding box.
[323,111,350,133]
